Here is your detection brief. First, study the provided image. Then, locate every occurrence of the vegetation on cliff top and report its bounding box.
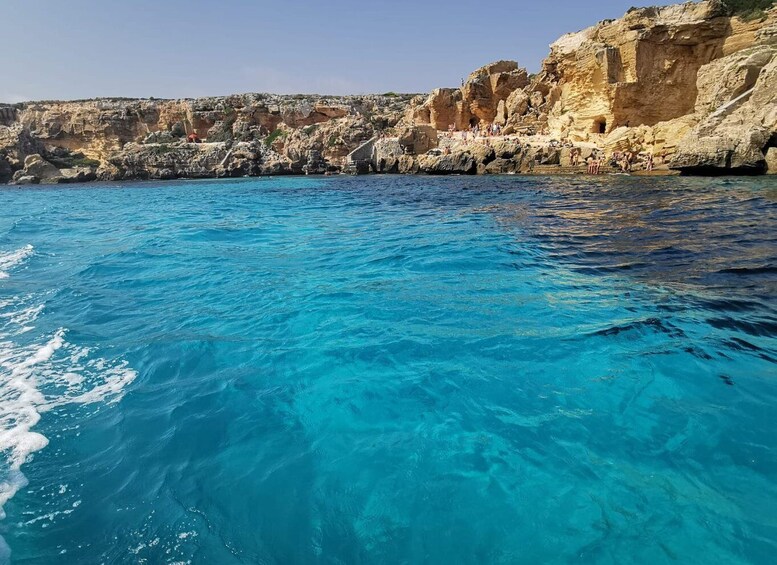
[725,0,775,20]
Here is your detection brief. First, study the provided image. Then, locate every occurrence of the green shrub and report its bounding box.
[48,152,101,169]
[382,92,398,97]
[71,156,101,167]
[264,129,285,146]
[725,0,774,20]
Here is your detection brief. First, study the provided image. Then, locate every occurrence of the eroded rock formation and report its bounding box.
[0,94,413,183]
[406,1,777,174]
[412,61,530,131]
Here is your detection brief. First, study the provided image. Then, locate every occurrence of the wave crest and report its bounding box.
[0,326,136,519]
[0,245,34,280]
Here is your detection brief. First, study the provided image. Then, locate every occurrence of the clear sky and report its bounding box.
[1,0,679,102]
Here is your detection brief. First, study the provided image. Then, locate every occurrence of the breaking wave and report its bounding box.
[0,250,136,523]
[0,245,34,280]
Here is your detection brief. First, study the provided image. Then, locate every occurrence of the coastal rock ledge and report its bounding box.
[2,1,776,183]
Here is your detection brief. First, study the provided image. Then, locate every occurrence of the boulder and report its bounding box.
[494,100,508,125]
[313,103,349,119]
[505,89,530,118]
[491,139,522,159]
[540,147,561,165]
[484,158,522,174]
[12,175,39,185]
[670,130,769,173]
[766,147,777,174]
[12,154,62,183]
[373,138,404,173]
[417,151,477,175]
[467,144,496,166]
[170,122,186,138]
[57,167,98,183]
[398,125,438,155]
[398,155,419,174]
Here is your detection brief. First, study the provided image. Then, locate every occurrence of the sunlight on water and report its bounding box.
[0,175,775,564]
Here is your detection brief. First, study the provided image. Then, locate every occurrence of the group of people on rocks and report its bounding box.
[611,150,635,172]
[586,153,603,175]
[609,150,656,173]
[418,121,667,175]
[570,147,582,167]
[444,122,504,140]
[586,150,657,174]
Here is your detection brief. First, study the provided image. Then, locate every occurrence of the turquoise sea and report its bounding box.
[0,175,776,564]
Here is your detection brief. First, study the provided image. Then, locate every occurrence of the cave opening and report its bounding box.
[593,118,607,134]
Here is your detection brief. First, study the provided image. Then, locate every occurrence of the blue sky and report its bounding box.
[1,0,677,102]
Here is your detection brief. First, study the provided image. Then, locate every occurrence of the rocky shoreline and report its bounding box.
[2,1,776,185]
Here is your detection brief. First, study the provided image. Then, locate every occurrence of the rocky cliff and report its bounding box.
[2,0,776,183]
[408,0,777,175]
[0,94,415,183]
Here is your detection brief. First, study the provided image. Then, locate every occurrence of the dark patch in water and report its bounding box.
[707,317,777,338]
[719,374,735,387]
[694,297,763,313]
[592,317,686,339]
[717,265,777,276]
[728,337,762,352]
[723,337,777,364]
[684,346,713,360]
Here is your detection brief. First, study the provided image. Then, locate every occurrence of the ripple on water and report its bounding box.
[0,244,137,549]
[0,176,775,563]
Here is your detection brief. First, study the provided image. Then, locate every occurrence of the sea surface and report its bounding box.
[0,175,776,564]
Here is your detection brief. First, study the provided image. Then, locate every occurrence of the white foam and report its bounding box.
[4,304,44,333]
[0,325,136,520]
[0,245,34,280]
[0,248,137,545]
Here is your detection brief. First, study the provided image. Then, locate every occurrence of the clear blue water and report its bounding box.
[0,175,776,564]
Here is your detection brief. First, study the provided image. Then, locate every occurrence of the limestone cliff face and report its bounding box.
[0,94,414,183]
[412,61,529,130]
[671,36,777,172]
[543,2,736,137]
[409,1,777,174]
